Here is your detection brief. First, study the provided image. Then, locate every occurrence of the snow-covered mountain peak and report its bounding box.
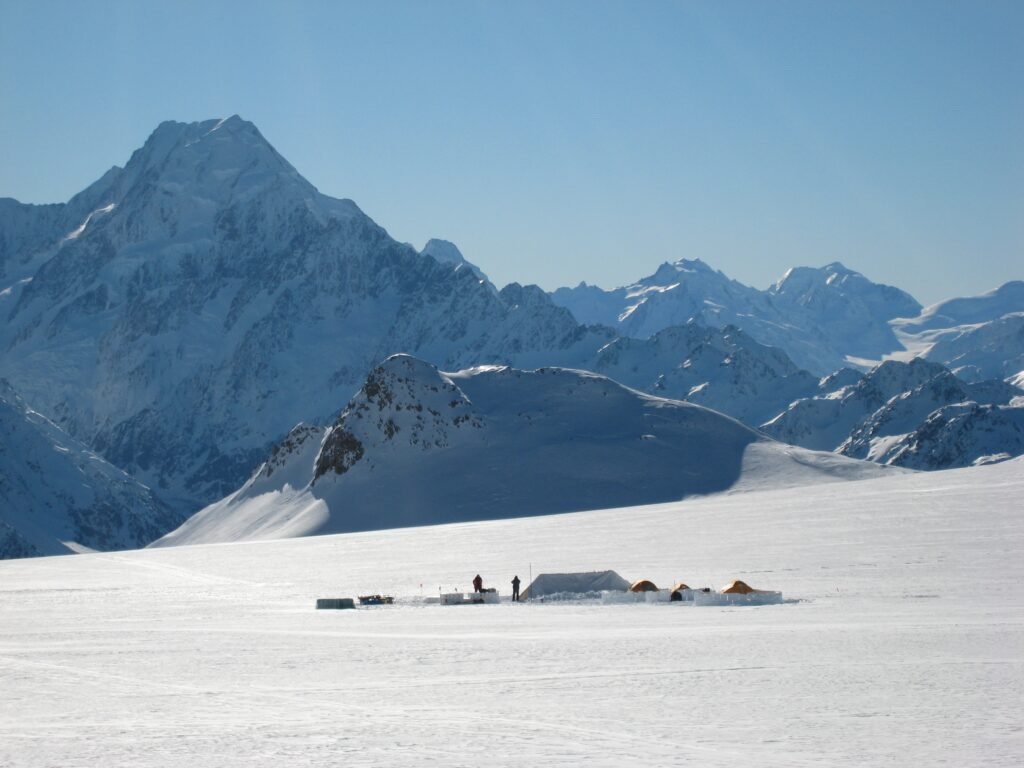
[851,358,948,404]
[121,115,311,204]
[772,262,854,293]
[649,262,683,284]
[770,263,920,316]
[421,238,465,265]
[552,256,926,372]
[499,282,560,310]
[645,258,715,286]
[313,354,483,483]
[420,238,490,284]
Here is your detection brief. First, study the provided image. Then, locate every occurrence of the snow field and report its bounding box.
[0,459,1022,766]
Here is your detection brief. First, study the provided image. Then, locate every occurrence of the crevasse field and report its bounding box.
[1,459,1021,767]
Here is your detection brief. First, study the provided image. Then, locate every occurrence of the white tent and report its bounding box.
[521,570,630,600]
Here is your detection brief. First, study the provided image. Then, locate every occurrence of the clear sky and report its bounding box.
[1,1,1020,304]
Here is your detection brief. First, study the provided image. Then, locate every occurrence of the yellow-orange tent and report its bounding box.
[629,579,658,592]
[721,580,755,594]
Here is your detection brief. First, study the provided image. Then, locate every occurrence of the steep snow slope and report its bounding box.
[1,459,1020,767]
[0,382,181,558]
[156,355,893,546]
[551,260,921,374]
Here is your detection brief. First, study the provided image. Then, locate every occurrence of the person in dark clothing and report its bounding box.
[511,575,521,602]
[472,574,483,593]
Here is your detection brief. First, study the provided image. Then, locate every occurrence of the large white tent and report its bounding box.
[521,570,630,600]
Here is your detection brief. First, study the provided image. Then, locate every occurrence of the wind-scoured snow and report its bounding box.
[0,459,1020,767]
[155,355,894,547]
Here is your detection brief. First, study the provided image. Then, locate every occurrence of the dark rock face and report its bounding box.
[885,403,1024,470]
[314,428,365,480]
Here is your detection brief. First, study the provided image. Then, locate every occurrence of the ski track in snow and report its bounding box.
[1,459,1022,767]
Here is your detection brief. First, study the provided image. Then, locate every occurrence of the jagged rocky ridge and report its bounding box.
[762,358,1024,467]
[0,381,182,559]
[154,355,893,546]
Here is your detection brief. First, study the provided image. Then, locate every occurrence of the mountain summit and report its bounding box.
[0,118,611,511]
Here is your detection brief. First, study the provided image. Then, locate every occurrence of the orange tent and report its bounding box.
[629,579,658,592]
[721,580,755,594]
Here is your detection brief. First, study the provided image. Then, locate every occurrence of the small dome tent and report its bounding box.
[669,582,691,601]
[629,579,659,592]
[721,580,755,594]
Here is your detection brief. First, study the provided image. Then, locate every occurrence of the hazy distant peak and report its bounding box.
[421,238,464,263]
[644,258,715,286]
[420,237,490,284]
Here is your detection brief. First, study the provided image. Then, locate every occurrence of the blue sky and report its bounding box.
[1,1,1020,304]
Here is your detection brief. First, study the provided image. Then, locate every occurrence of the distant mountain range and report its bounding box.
[550,260,1023,379]
[1,116,1020,558]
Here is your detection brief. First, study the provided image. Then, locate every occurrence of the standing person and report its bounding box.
[472,574,483,593]
[511,575,521,602]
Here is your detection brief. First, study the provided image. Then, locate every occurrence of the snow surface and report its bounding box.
[1,459,1021,766]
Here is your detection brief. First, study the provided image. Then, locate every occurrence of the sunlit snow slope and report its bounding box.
[156,355,893,546]
[0,459,1020,767]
